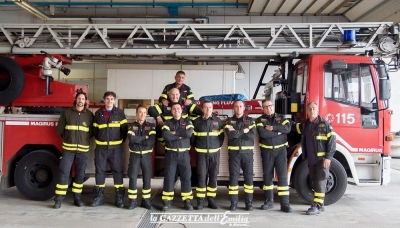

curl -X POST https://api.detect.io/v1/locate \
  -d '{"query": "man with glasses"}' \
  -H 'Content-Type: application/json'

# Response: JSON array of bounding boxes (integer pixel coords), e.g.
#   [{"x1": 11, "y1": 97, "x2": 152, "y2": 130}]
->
[{"x1": 256, "y1": 99, "x2": 292, "y2": 213}]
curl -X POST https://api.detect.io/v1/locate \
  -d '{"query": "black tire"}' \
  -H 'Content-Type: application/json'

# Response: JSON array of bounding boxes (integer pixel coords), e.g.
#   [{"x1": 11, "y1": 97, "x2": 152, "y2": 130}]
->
[
  {"x1": 14, "y1": 150, "x2": 59, "y2": 201},
  {"x1": 0, "y1": 56, "x2": 25, "y2": 104},
  {"x1": 293, "y1": 158, "x2": 347, "y2": 205}
]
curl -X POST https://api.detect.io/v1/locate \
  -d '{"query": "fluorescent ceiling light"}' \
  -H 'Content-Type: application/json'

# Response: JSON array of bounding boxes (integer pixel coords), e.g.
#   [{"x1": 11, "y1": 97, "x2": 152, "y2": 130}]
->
[{"x1": 11, "y1": 0, "x2": 49, "y2": 20}]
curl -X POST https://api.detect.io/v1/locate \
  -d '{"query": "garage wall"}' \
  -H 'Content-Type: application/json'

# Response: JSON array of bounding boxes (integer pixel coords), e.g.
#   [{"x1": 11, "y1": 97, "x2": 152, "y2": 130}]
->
[{"x1": 106, "y1": 64, "x2": 237, "y2": 102}]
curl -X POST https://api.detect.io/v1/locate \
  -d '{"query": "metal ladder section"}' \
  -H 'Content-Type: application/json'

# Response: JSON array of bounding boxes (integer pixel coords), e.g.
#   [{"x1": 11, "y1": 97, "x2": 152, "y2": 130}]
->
[{"x1": 0, "y1": 22, "x2": 398, "y2": 61}]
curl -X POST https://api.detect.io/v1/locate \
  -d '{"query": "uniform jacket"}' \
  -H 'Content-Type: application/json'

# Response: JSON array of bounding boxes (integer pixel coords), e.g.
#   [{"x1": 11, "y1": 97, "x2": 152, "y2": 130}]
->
[
  {"x1": 293, "y1": 116, "x2": 336, "y2": 161},
  {"x1": 159, "y1": 83, "x2": 195, "y2": 104},
  {"x1": 256, "y1": 113, "x2": 290, "y2": 149},
  {"x1": 57, "y1": 106, "x2": 94, "y2": 152},
  {"x1": 93, "y1": 106, "x2": 128, "y2": 149},
  {"x1": 224, "y1": 115, "x2": 256, "y2": 153},
  {"x1": 162, "y1": 117, "x2": 193, "y2": 152},
  {"x1": 191, "y1": 116, "x2": 224, "y2": 153},
  {"x1": 148, "y1": 102, "x2": 203, "y2": 121},
  {"x1": 128, "y1": 120, "x2": 156, "y2": 154}
]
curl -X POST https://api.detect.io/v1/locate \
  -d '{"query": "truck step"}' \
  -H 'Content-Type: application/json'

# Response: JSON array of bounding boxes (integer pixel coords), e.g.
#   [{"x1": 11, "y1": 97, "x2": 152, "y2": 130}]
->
[
  {"x1": 359, "y1": 179, "x2": 380, "y2": 183},
  {"x1": 354, "y1": 162, "x2": 379, "y2": 166}
]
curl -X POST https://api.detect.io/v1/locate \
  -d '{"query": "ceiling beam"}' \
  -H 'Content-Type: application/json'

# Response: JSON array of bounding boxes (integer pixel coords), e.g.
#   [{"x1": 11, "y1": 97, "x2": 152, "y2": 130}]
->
[
  {"x1": 301, "y1": 0, "x2": 318, "y2": 16},
  {"x1": 288, "y1": 0, "x2": 303, "y2": 16},
  {"x1": 329, "y1": 0, "x2": 350, "y2": 16},
  {"x1": 274, "y1": 0, "x2": 287, "y2": 16},
  {"x1": 261, "y1": 0, "x2": 271, "y2": 16},
  {"x1": 315, "y1": 0, "x2": 334, "y2": 16}
]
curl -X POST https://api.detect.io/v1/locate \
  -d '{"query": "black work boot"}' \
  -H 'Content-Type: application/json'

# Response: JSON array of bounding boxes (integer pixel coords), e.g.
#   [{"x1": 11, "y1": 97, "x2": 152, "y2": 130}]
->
[
  {"x1": 53, "y1": 195, "x2": 64, "y2": 209},
  {"x1": 280, "y1": 196, "x2": 293, "y2": 213},
  {"x1": 261, "y1": 199, "x2": 274, "y2": 210},
  {"x1": 184, "y1": 199, "x2": 194, "y2": 211},
  {"x1": 306, "y1": 203, "x2": 321, "y2": 215},
  {"x1": 90, "y1": 187, "x2": 104, "y2": 207},
  {"x1": 229, "y1": 201, "x2": 237, "y2": 211},
  {"x1": 73, "y1": 193, "x2": 84, "y2": 207},
  {"x1": 162, "y1": 200, "x2": 171, "y2": 211},
  {"x1": 115, "y1": 187, "x2": 125, "y2": 208},
  {"x1": 127, "y1": 199, "x2": 137, "y2": 210},
  {"x1": 207, "y1": 197, "x2": 219, "y2": 209},
  {"x1": 245, "y1": 200, "x2": 253, "y2": 211},
  {"x1": 141, "y1": 199, "x2": 153, "y2": 210},
  {"x1": 197, "y1": 198, "x2": 204, "y2": 210}
]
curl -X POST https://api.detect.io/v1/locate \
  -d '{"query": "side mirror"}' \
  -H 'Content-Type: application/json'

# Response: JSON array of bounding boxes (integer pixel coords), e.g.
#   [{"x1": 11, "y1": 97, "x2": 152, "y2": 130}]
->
[{"x1": 379, "y1": 79, "x2": 391, "y2": 100}]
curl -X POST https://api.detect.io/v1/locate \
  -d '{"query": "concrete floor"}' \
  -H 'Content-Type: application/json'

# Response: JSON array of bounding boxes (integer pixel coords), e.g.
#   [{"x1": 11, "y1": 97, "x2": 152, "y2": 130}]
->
[{"x1": 1, "y1": 159, "x2": 400, "y2": 228}]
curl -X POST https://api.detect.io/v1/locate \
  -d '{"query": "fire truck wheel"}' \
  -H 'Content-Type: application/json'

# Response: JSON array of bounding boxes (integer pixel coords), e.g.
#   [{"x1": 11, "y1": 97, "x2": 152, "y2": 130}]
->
[
  {"x1": 293, "y1": 158, "x2": 347, "y2": 206},
  {"x1": 14, "y1": 150, "x2": 59, "y2": 201},
  {"x1": 0, "y1": 56, "x2": 26, "y2": 104}
]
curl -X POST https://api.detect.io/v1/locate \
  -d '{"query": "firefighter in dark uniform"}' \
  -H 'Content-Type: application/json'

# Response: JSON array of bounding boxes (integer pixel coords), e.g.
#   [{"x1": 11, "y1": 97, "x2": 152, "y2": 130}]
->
[
  {"x1": 161, "y1": 102, "x2": 194, "y2": 211},
  {"x1": 149, "y1": 88, "x2": 202, "y2": 144},
  {"x1": 256, "y1": 99, "x2": 292, "y2": 213},
  {"x1": 159, "y1": 70, "x2": 195, "y2": 106},
  {"x1": 225, "y1": 100, "x2": 256, "y2": 211},
  {"x1": 91, "y1": 91, "x2": 128, "y2": 208},
  {"x1": 192, "y1": 101, "x2": 224, "y2": 210},
  {"x1": 126, "y1": 105, "x2": 156, "y2": 210},
  {"x1": 53, "y1": 91, "x2": 94, "y2": 209},
  {"x1": 293, "y1": 102, "x2": 336, "y2": 215}
]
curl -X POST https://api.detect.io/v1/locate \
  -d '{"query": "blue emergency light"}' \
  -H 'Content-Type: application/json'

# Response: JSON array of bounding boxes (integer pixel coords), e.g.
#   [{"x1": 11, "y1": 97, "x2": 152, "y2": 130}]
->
[{"x1": 343, "y1": 30, "x2": 356, "y2": 45}]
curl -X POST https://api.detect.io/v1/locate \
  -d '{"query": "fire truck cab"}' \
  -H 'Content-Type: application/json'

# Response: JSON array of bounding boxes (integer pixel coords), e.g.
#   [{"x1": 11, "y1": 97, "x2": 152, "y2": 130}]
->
[{"x1": 264, "y1": 54, "x2": 392, "y2": 204}]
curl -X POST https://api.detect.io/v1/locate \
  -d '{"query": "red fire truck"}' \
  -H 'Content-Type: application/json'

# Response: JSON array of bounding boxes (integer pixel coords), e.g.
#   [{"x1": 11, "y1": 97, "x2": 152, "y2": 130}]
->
[{"x1": 0, "y1": 28, "x2": 398, "y2": 205}]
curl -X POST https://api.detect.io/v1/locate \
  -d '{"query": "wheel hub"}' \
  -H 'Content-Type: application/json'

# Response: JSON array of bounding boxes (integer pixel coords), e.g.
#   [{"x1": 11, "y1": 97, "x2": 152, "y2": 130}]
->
[{"x1": 35, "y1": 169, "x2": 49, "y2": 183}]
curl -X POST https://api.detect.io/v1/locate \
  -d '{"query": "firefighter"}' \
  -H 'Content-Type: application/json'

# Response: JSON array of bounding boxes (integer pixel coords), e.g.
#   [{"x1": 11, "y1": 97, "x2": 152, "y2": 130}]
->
[
  {"x1": 256, "y1": 99, "x2": 292, "y2": 213},
  {"x1": 126, "y1": 105, "x2": 156, "y2": 210},
  {"x1": 149, "y1": 88, "x2": 202, "y2": 144},
  {"x1": 53, "y1": 91, "x2": 94, "y2": 209},
  {"x1": 161, "y1": 102, "x2": 194, "y2": 211},
  {"x1": 225, "y1": 100, "x2": 256, "y2": 211},
  {"x1": 293, "y1": 102, "x2": 336, "y2": 215},
  {"x1": 191, "y1": 101, "x2": 224, "y2": 210},
  {"x1": 91, "y1": 91, "x2": 128, "y2": 208},
  {"x1": 159, "y1": 71, "x2": 195, "y2": 106}
]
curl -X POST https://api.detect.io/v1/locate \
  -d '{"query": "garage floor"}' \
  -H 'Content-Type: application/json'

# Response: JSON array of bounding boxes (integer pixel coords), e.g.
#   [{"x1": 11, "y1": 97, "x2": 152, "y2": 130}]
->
[{"x1": 1, "y1": 159, "x2": 400, "y2": 228}]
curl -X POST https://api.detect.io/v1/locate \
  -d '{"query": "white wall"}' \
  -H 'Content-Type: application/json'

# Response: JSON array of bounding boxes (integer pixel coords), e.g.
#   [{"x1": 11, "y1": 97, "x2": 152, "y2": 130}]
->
[{"x1": 106, "y1": 64, "x2": 236, "y2": 101}]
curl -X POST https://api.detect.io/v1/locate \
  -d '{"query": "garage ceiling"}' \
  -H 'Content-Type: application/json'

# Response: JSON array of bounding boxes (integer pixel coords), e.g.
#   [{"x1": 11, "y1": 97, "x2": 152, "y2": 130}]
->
[{"x1": 1, "y1": 0, "x2": 400, "y2": 23}]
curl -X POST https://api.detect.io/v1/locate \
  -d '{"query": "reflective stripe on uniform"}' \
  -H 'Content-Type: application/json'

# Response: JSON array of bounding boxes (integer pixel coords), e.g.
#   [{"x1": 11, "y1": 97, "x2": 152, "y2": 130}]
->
[
  {"x1": 296, "y1": 123, "x2": 301, "y2": 134},
  {"x1": 195, "y1": 147, "x2": 220, "y2": 153},
  {"x1": 65, "y1": 125, "x2": 89, "y2": 132},
  {"x1": 193, "y1": 131, "x2": 219, "y2": 136},
  {"x1": 129, "y1": 149, "x2": 152, "y2": 154},
  {"x1": 95, "y1": 139, "x2": 123, "y2": 145},
  {"x1": 259, "y1": 142, "x2": 288, "y2": 149},
  {"x1": 228, "y1": 146, "x2": 254, "y2": 150},
  {"x1": 248, "y1": 124, "x2": 256, "y2": 130},
  {"x1": 315, "y1": 192, "x2": 325, "y2": 197},
  {"x1": 282, "y1": 120, "x2": 289, "y2": 125},
  {"x1": 262, "y1": 185, "x2": 273, "y2": 190},
  {"x1": 165, "y1": 147, "x2": 190, "y2": 152},
  {"x1": 228, "y1": 185, "x2": 239, "y2": 194},
  {"x1": 317, "y1": 152, "x2": 326, "y2": 157},
  {"x1": 155, "y1": 104, "x2": 162, "y2": 114},
  {"x1": 244, "y1": 184, "x2": 254, "y2": 194},
  {"x1": 314, "y1": 198, "x2": 324, "y2": 203},
  {"x1": 189, "y1": 104, "x2": 195, "y2": 113}
]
